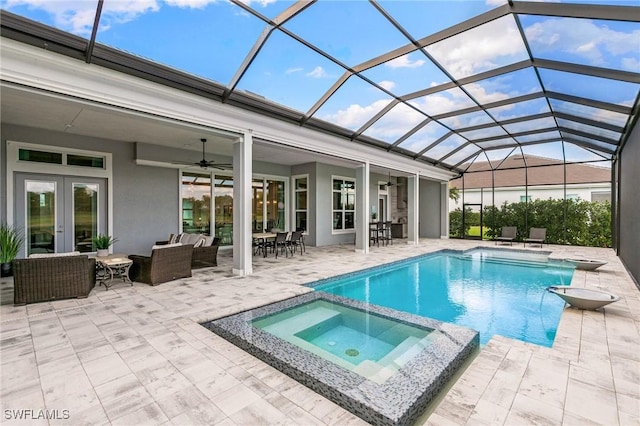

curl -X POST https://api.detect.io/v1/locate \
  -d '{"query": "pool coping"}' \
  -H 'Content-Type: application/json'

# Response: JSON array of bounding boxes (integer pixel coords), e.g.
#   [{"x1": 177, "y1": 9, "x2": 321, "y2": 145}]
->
[{"x1": 201, "y1": 292, "x2": 479, "y2": 426}]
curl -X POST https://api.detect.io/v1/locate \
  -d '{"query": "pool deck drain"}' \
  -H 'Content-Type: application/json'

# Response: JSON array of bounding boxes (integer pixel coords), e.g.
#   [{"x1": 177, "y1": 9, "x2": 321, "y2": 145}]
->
[{"x1": 202, "y1": 292, "x2": 479, "y2": 426}]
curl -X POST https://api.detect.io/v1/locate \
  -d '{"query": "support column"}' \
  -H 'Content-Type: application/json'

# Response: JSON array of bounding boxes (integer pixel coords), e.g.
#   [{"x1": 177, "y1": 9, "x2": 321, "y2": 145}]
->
[
  {"x1": 441, "y1": 182, "x2": 450, "y2": 239},
  {"x1": 407, "y1": 174, "x2": 419, "y2": 245},
  {"x1": 232, "y1": 131, "x2": 253, "y2": 276},
  {"x1": 355, "y1": 162, "x2": 370, "y2": 254}
]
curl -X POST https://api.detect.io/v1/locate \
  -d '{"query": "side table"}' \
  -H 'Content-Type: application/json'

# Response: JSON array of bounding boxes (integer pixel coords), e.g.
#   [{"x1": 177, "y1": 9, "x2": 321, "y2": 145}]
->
[{"x1": 96, "y1": 254, "x2": 133, "y2": 290}]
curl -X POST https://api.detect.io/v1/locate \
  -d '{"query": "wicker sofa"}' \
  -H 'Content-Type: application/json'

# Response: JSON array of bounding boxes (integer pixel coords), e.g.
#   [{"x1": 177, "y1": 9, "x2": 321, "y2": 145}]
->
[
  {"x1": 13, "y1": 254, "x2": 96, "y2": 305},
  {"x1": 129, "y1": 243, "x2": 193, "y2": 286},
  {"x1": 158, "y1": 234, "x2": 220, "y2": 269}
]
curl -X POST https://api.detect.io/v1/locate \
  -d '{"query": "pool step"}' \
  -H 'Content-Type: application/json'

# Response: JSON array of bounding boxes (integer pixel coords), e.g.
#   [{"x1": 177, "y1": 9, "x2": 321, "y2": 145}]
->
[
  {"x1": 261, "y1": 306, "x2": 341, "y2": 337},
  {"x1": 352, "y1": 334, "x2": 434, "y2": 383}
]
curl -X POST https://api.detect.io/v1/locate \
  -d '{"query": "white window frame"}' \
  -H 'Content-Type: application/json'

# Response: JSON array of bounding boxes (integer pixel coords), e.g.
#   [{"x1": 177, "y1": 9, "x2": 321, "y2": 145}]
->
[
  {"x1": 180, "y1": 170, "x2": 213, "y2": 235},
  {"x1": 292, "y1": 174, "x2": 308, "y2": 232},
  {"x1": 331, "y1": 175, "x2": 356, "y2": 235}
]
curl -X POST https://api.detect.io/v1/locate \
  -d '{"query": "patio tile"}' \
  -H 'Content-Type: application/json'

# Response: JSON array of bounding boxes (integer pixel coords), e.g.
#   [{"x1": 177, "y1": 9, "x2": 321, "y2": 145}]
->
[
  {"x1": 194, "y1": 371, "x2": 242, "y2": 400},
  {"x1": 263, "y1": 391, "x2": 326, "y2": 425},
  {"x1": 210, "y1": 382, "x2": 262, "y2": 417},
  {"x1": 82, "y1": 352, "x2": 133, "y2": 387},
  {"x1": 565, "y1": 377, "x2": 619, "y2": 425},
  {"x1": 110, "y1": 402, "x2": 169, "y2": 426},
  {"x1": 505, "y1": 393, "x2": 563, "y2": 425},
  {"x1": 569, "y1": 362, "x2": 615, "y2": 392},
  {"x1": 229, "y1": 397, "x2": 289, "y2": 425},
  {"x1": 465, "y1": 399, "x2": 509, "y2": 425},
  {"x1": 517, "y1": 354, "x2": 569, "y2": 410}
]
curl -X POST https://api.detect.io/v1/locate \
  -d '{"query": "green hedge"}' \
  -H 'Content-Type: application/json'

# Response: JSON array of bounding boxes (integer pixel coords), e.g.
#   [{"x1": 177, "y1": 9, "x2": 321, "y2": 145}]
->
[{"x1": 450, "y1": 199, "x2": 611, "y2": 247}]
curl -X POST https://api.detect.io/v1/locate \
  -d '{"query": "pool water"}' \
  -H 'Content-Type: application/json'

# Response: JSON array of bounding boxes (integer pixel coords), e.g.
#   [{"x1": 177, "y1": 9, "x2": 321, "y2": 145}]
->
[
  {"x1": 253, "y1": 300, "x2": 434, "y2": 383},
  {"x1": 314, "y1": 249, "x2": 574, "y2": 347}
]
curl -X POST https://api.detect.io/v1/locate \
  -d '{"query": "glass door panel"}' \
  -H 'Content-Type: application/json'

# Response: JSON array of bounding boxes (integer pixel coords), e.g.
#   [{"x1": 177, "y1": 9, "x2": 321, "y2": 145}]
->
[
  {"x1": 25, "y1": 180, "x2": 58, "y2": 255},
  {"x1": 73, "y1": 183, "x2": 98, "y2": 253},
  {"x1": 252, "y1": 179, "x2": 264, "y2": 232},
  {"x1": 266, "y1": 179, "x2": 285, "y2": 231},
  {"x1": 215, "y1": 175, "x2": 234, "y2": 245}
]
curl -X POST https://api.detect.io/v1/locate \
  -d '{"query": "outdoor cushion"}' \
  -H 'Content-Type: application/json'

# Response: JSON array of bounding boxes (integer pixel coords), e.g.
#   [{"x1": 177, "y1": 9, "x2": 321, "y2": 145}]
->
[
  {"x1": 151, "y1": 242, "x2": 182, "y2": 250},
  {"x1": 29, "y1": 251, "x2": 81, "y2": 258}
]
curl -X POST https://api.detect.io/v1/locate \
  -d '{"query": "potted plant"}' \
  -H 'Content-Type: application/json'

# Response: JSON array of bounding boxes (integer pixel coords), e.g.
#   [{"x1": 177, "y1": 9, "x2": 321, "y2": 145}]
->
[
  {"x1": 92, "y1": 234, "x2": 118, "y2": 257},
  {"x1": 0, "y1": 222, "x2": 24, "y2": 277}
]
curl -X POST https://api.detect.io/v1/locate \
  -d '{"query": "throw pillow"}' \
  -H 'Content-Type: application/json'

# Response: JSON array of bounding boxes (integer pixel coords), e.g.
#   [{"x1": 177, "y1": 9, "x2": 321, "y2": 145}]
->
[
  {"x1": 193, "y1": 237, "x2": 206, "y2": 248},
  {"x1": 202, "y1": 235, "x2": 215, "y2": 247}
]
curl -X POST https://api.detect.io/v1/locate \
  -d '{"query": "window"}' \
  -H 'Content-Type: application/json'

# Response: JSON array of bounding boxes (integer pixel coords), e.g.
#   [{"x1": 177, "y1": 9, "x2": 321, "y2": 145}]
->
[
  {"x1": 252, "y1": 177, "x2": 287, "y2": 232},
  {"x1": 520, "y1": 195, "x2": 531, "y2": 202},
  {"x1": 332, "y1": 177, "x2": 355, "y2": 232},
  {"x1": 18, "y1": 148, "x2": 105, "y2": 168},
  {"x1": 182, "y1": 172, "x2": 211, "y2": 234},
  {"x1": 566, "y1": 194, "x2": 579, "y2": 200},
  {"x1": 591, "y1": 191, "x2": 611, "y2": 203},
  {"x1": 294, "y1": 175, "x2": 308, "y2": 231}
]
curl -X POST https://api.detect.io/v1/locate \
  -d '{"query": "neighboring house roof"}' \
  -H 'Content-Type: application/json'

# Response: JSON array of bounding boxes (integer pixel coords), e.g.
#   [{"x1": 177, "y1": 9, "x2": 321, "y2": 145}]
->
[{"x1": 451, "y1": 155, "x2": 611, "y2": 189}]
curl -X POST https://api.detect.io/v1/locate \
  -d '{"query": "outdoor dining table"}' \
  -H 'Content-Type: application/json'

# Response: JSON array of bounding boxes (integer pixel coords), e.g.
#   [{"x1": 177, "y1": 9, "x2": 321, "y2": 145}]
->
[{"x1": 252, "y1": 232, "x2": 277, "y2": 257}]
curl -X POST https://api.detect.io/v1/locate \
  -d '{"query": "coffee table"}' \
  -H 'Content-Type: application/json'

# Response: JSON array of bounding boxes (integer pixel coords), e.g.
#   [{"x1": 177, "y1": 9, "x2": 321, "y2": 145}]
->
[{"x1": 96, "y1": 254, "x2": 133, "y2": 290}]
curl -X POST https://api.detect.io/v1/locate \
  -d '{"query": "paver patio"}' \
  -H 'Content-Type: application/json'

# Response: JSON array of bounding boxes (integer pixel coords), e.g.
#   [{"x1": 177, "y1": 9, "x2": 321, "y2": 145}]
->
[{"x1": 1, "y1": 239, "x2": 638, "y2": 425}]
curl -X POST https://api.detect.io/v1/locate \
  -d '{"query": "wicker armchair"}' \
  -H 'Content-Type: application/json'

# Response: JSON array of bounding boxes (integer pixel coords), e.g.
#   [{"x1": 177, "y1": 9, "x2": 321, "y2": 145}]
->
[
  {"x1": 13, "y1": 255, "x2": 96, "y2": 305},
  {"x1": 129, "y1": 244, "x2": 193, "y2": 286},
  {"x1": 192, "y1": 237, "x2": 220, "y2": 269},
  {"x1": 155, "y1": 236, "x2": 220, "y2": 269}
]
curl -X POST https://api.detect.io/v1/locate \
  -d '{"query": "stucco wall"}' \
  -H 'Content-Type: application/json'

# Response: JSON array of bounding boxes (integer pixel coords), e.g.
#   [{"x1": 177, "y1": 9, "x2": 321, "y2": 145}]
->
[
  {"x1": 619, "y1": 122, "x2": 640, "y2": 286},
  {"x1": 419, "y1": 178, "x2": 442, "y2": 238},
  {"x1": 314, "y1": 163, "x2": 357, "y2": 247}
]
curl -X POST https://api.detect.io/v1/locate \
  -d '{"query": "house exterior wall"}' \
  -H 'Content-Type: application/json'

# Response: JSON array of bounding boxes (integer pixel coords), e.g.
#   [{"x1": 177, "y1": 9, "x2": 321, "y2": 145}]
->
[
  {"x1": 619, "y1": 122, "x2": 640, "y2": 286},
  {"x1": 449, "y1": 183, "x2": 611, "y2": 211},
  {"x1": 314, "y1": 163, "x2": 357, "y2": 247},
  {"x1": 419, "y1": 178, "x2": 442, "y2": 238}
]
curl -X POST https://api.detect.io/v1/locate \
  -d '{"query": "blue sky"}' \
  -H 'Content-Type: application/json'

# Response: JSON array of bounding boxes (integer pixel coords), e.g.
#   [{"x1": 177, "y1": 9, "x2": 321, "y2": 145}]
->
[{"x1": 2, "y1": 0, "x2": 638, "y2": 166}]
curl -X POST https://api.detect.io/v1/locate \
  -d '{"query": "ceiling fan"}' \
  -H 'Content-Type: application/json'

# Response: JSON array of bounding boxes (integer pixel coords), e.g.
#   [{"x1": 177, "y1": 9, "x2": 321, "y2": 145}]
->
[
  {"x1": 383, "y1": 171, "x2": 395, "y2": 188},
  {"x1": 383, "y1": 172, "x2": 406, "y2": 188},
  {"x1": 176, "y1": 138, "x2": 231, "y2": 170}
]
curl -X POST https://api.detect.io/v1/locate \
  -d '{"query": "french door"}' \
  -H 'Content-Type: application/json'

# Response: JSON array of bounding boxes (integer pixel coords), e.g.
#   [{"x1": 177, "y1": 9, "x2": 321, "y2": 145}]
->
[{"x1": 15, "y1": 173, "x2": 107, "y2": 256}]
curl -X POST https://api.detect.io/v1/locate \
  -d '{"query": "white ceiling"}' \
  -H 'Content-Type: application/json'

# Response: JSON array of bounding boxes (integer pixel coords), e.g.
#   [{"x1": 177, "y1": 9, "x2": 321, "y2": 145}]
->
[{"x1": 1, "y1": 85, "x2": 366, "y2": 170}]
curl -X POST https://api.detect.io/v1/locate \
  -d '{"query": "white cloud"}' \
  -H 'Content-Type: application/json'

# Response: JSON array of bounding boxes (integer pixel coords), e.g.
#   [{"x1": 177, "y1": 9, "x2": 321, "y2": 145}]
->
[
  {"x1": 485, "y1": 0, "x2": 507, "y2": 5},
  {"x1": 426, "y1": 16, "x2": 527, "y2": 78},
  {"x1": 164, "y1": 0, "x2": 217, "y2": 8},
  {"x1": 285, "y1": 67, "x2": 303, "y2": 74},
  {"x1": 621, "y1": 57, "x2": 640, "y2": 73},
  {"x1": 525, "y1": 18, "x2": 640, "y2": 69},
  {"x1": 385, "y1": 55, "x2": 425, "y2": 69},
  {"x1": 378, "y1": 80, "x2": 396, "y2": 91},
  {"x1": 4, "y1": 0, "x2": 159, "y2": 35},
  {"x1": 236, "y1": 0, "x2": 277, "y2": 6},
  {"x1": 306, "y1": 66, "x2": 328, "y2": 78},
  {"x1": 320, "y1": 99, "x2": 390, "y2": 129}
]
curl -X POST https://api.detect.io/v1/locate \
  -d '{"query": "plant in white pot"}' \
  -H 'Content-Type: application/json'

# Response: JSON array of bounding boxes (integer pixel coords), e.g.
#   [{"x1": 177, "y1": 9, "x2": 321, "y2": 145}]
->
[
  {"x1": 0, "y1": 222, "x2": 24, "y2": 277},
  {"x1": 92, "y1": 234, "x2": 118, "y2": 257}
]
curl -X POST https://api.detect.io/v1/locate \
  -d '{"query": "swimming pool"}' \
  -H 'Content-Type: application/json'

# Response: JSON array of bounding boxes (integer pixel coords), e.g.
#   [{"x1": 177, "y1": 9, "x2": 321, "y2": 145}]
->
[{"x1": 313, "y1": 248, "x2": 574, "y2": 347}]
